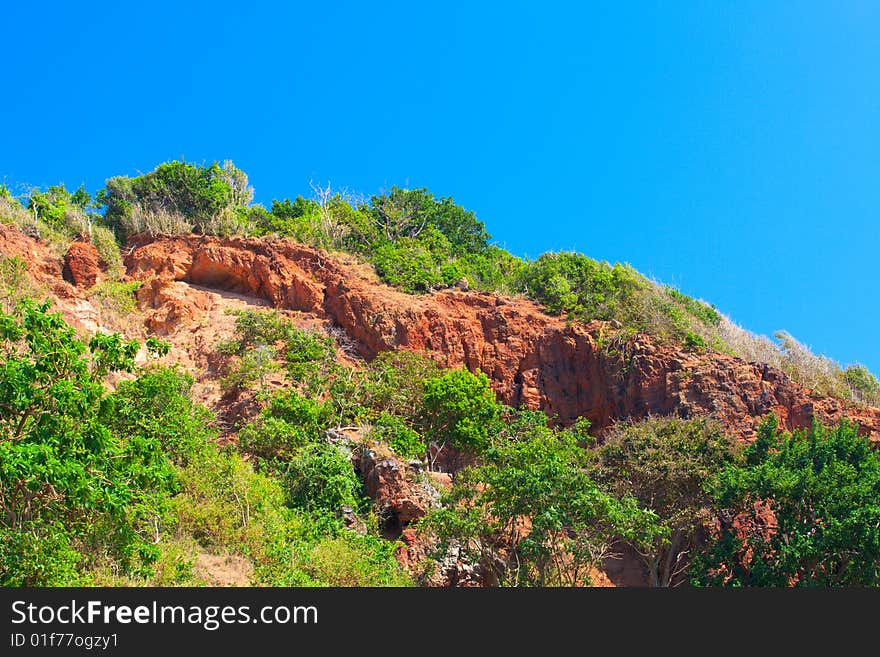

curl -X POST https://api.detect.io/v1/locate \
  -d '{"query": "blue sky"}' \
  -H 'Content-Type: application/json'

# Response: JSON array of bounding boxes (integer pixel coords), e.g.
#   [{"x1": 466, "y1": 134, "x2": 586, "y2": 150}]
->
[{"x1": 2, "y1": 2, "x2": 878, "y2": 372}]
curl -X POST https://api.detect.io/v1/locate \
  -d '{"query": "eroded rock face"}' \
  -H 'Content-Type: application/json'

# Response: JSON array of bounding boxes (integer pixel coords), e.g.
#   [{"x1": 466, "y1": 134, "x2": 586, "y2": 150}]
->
[
  {"x1": 354, "y1": 446, "x2": 439, "y2": 531},
  {"x1": 63, "y1": 241, "x2": 103, "y2": 289},
  {"x1": 0, "y1": 224, "x2": 77, "y2": 299},
  {"x1": 136, "y1": 278, "x2": 214, "y2": 335},
  {"x1": 124, "y1": 234, "x2": 880, "y2": 442}
]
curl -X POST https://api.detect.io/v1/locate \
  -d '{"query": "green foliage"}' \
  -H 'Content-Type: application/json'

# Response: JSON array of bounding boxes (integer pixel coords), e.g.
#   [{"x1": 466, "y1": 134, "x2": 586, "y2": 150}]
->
[
  {"x1": 100, "y1": 160, "x2": 251, "y2": 240},
  {"x1": 423, "y1": 426, "x2": 662, "y2": 586},
  {"x1": 421, "y1": 368, "x2": 503, "y2": 452},
  {"x1": 284, "y1": 327, "x2": 339, "y2": 393},
  {"x1": 519, "y1": 252, "x2": 642, "y2": 319},
  {"x1": 221, "y1": 344, "x2": 280, "y2": 392},
  {"x1": 684, "y1": 330, "x2": 706, "y2": 350},
  {"x1": 0, "y1": 256, "x2": 42, "y2": 311},
  {"x1": 90, "y1": 224, "x2": 122, "y2": 275},
  {"x1": 368, "y1": 187, "x2": 490, "y2": 254},
  {"x1": 27, "y1": 184, "x2": 92, "y2": 235},
  {"x1": 693, "y1": 415, "x2": 880, "y2": 587},
  {"x1": 303, "y1": 533, "x2": 412, "y2": 586},
  {"x1": 594, "y1": 417, "x2": 738, "y2": 586},
  {"x1": 102, "y1": 367, "x2": 215, "y2": 467},
  {"x1": 843, "y1": 364, "x2": 880, "y2": 404},
  {"x1": 0, "y1": 301, "x2": 411, "y2": 587},
  {"x1": 359, "y1": 351, "x2": 439, "y2": 421},
  {"x1": 370, "y1": 411, "x2": 426, "y2": 460},
  {"x1": 89, "y1": 280, "x2": 142, "y2": 315},
  {"x1": 238, "y1": 387, "x2": 360, "y2": 514},
  {"x1": 217, "y1": 310, "x2": 343, "y2": 398},
  {"x1": 665, "y1": 287, "x2": 721, "y2": 327},
  {"x1": 218, "y1": 309, "x2": 295, "y2": 355},
  {"x1": 285, "y1": 443, "x2": 363, "y2": 513},
  {"x1": 0, "y1": 301, "x2": 174, "y2": 585},
  {"x1": 372, "y1": 229, "x2": 449, "y2": 292},
  {"x1": 238, "y1": 392, "x2": 328, "y2": 463}
]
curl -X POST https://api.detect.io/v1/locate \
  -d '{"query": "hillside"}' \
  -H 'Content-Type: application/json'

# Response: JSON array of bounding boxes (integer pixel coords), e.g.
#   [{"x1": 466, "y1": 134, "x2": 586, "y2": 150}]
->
[{"x1": 4, "y1": 163, "x2": 880, "y2": 587}]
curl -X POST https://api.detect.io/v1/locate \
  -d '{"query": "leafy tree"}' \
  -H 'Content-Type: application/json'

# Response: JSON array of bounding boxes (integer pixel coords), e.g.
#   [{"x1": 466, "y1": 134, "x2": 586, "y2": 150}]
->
[
  {"x1": 421, "y1": 368, "x2": 503, "y2": 457},
  {"x1": 0, "y1": 301, "x2": 174, "y2": 584},
  {"x1": 843, "y1": 364, "x2": 880, "y2": 404},
  {"x1": 594, "y1": 417, "x2": 738, "y2": 586},
  {"x1": 422, "y1": 426, "x2": 662, "y2": 586},
  {"x1": 102, "y1": 367, "x2": 215, "y2": 467},
  {"x1": 26, "y1": 183, "x2": 94, "y2": 238},
  {"x1": 100, "y1": 160, "x2": 247, "y2": 240},
  {"x1": 692, "y1": 415, "x2": 880, "y2": 586},
  {"x1": 359, "y1": 351, "x2": 439, "y2": 421},
  {"x1": 369, "y1": 411, "x2": 426, "y2": 461},
  {"x1": 285, "y1": 443, "x2": 362, "y2": 513}
]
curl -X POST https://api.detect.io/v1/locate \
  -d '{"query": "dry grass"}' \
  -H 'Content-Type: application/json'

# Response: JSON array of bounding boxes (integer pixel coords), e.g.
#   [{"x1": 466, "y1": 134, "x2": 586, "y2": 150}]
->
[
  {"x1": 127, "y1": 204, "x2": 193, "y2": 237},
  {"x1": 718, "y1": 315, "x2": 857, "y2": 401}
]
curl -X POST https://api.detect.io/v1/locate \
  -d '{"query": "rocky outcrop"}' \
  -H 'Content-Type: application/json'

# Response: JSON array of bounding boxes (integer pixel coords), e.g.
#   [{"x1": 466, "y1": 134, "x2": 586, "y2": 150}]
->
[
  {"x1": 124, "y1": 234, "x2": 880, "y2": 442},
  {"x1": 63, "y1": 241, "x2": 103, "y2": 289},
  {"x1": 353, "y1": 445, "x2": 440, "y2": 533},
  {"x1": 136, "y1": 278, "x2": 214, "y2": 335},
  {"x1": 0, "y1": 224, "x2": 77, "y2": 299}
]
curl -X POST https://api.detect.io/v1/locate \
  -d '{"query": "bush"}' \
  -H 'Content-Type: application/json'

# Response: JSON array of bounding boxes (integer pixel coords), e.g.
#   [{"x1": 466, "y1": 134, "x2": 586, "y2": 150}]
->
[
  {"x1": 102, "y1": 367, "x2": 216, "y2": 467},
  {"x1": 304, "y1": 534, "x2": 411, "y2": 586},
  {"x1": 421, "y1": 368, "x2": 503, "y2": 453},
  {"x1": 422, "y1": 428, "x2": 662, "y2": 586},
  {"x1": 99, "y1": 160, "x2": 251, "y2": 241},
  {"x1": 238, "y1": 415, "x2": 318, "y2": 462},
  {"x1": 90, "y1": 224, "x2": 122, "y2": 275},
  {"x1": 843, "y1": 364, "x2": 880, "y2": 405},
  {"x1": 359, "y1": 351, "x2": 439, "y2": 420},
  {"x1": 370, "y1": 412, "x2": 426, "y2": 460},
  {"x1": 594, "y1": 417, "x2": 738, "y2": 586},
  {"x1": 89, "y1": 280, "x2": 142, "y2": 315},
  {"x1": 285, "y1": 443, "x2": 362, "y2": 513},
  {"x1": 0, "y1": 255, "x2": 43, "y2": 311},
  {"x1": 693, "y1": 415, "x2": 880, "y2": 587},
  {"x1": 0, "y1": 301, "x2": 175, "y2": 584}
]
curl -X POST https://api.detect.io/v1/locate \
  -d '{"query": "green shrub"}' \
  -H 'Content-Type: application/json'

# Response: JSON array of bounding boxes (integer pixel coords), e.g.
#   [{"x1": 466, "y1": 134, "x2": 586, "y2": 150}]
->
[
  {"x1": 220, "y1": 309, "x2": 294, "y2": 354},
  {"x1": 0, "y1": 301, "x2": 175, "y2": 584},
  {"x1": 421, "y1": 368, "x2": 503, "y2": 452},
  {"x1": 422, "y1": 428, "x2": 662, "y2": 586},
  {"x1": 684, "y1": 330, "x2": 706, "y2": 350},
  {"x1": 220, "y1": 344, "x2": 280, "y2": 392},
  {"x1": 89, "y1": 280, "x2": 142, "y2": 315},
  {"x1": 304, "y1": 533, "x2": 411, "y2": 586},
  {"x1": 0, "y1": 255, "x2": 43, "y2": 311},
  {"x1": 99, "y1": 160, "x2": 251, "y2": 241},
  {"x1": 665, "y1": 286, "x2": 721, "y2": 327},
  {"x1": 843, "y1": 364, "x2": 880, "y2": 404},
  {"x1": 693, "y1": 415, "x2": 880, "y2": 587},
  {"x1": 360, "y1": 351, "x2": 439, "y2": 420},
  {"x1": 90, "y1": 224, "x2": 122, "y2": 275},
  {"x1": 103, "y1": 367, "x2": 216, "y2": 467},
  {"x1": 370, "y1": 412, "x2": 426, "y2": 460},
  {"x1": 594, "y1": 417, "x2": 738, "y2": 586},
  {"x1": 238, "y1": 416, "x2": 317, "y2": 462},
  {"x1": 285, "y1": 443, "x2": 362, "y2": 513}
]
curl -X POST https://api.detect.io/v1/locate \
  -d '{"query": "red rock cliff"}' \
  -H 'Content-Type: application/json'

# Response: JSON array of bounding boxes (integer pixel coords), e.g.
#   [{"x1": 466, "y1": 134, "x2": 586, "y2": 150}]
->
[{"x1": 122, "y1": 234, "x2": 880, "y2": 442}]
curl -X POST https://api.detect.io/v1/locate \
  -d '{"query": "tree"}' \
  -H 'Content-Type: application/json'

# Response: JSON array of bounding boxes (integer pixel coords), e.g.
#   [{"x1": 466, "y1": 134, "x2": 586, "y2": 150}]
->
[
  {"x1": 692, "y1": 414, "x2": 880, "y2": 586},
  {"x1": 0, "y1": 301, "x2": 174, "y2": 584},
  {"x1": 368, "y1": 187, "x2": 490, "y2": 254},
  {"x1": 100, "y1": 160, "x2": 248, "y2": 239},
  {"x1": 26, "y1": 183, "x2": 94, "y2": 238},
  {"x1": 422, "y1": 422, "x2": 662, "y2": 586},
  {"x1": 420, "y1": 368, "x2": 503, "y2": 466},
  {"x1": 594, "y1": 417, "x2": 738, "y2": 586}
]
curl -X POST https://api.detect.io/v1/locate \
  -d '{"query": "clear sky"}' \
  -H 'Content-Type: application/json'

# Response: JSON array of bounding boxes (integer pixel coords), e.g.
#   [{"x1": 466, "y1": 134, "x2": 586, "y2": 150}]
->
[{"x1": 2, "y1": 2, "x2": 878, "y2": 372}]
